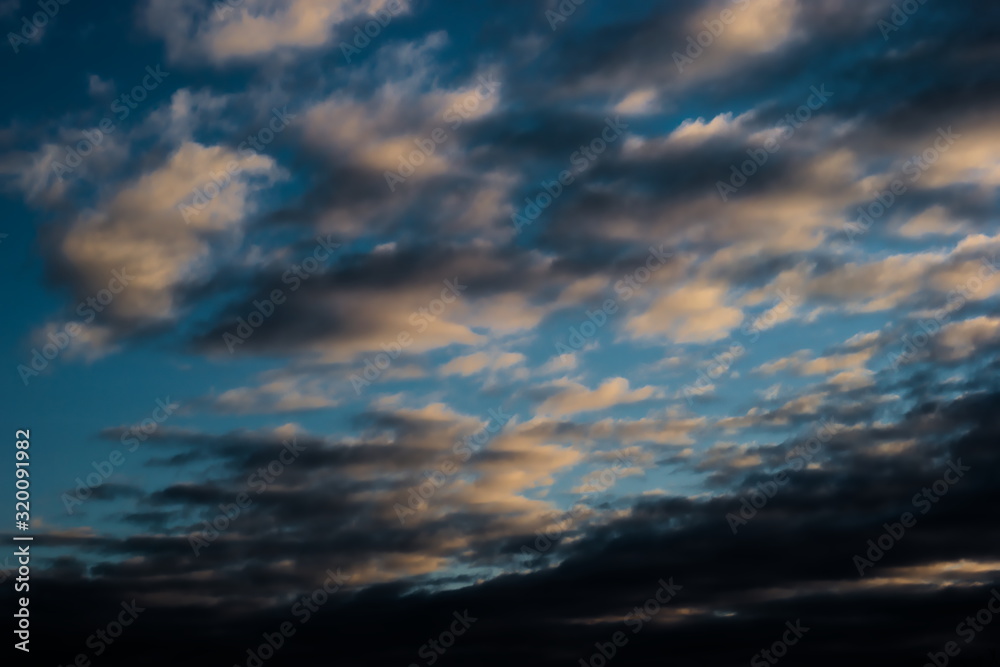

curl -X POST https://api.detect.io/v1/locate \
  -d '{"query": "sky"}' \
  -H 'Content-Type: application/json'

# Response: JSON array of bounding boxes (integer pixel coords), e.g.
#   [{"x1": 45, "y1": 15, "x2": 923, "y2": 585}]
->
[{"x1": 1, "y1": 0, "x2": 999, "y2": 665}]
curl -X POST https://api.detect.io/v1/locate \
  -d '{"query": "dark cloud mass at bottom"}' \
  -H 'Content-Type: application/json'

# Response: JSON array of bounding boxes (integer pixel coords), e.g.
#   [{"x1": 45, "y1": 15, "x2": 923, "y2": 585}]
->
[{"x1": 6, "y1": 385, "x2": 1000, "y2": 665}]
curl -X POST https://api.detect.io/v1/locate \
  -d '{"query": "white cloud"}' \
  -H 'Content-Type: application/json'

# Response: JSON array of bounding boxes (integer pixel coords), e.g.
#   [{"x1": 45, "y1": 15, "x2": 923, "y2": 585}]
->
[{"x1": 144, "y1": 0, "x2": 411, "y2": 65}]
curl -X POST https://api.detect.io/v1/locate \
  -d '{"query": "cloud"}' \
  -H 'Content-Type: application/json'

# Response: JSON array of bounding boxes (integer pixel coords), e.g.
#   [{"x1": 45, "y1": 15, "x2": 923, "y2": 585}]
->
[
  {"x1": 626, "y1": 280, "x2": 744, "y2": 343},
  {"x1": 56, "y1": 142, "x2": 282, "y2": 335},
  {"x1": 9, "y1": 1, "x2": 1000, "y2": 664},
  {"x1": 754, "y1": 348, "x2": 875, "y2": 377},
  {"x1": 936, "y1": 316, "x2": 1000, "y2": 361},
  {"x1": 895, "y1": 205, "x2": 968, "y2": 238},
  {"x1": 27, "y1": 385, "x2": 1000, "y2": 665},
  {"x1": 612, "y1": 88, "x2": 660, "y2": 115},
  {"x1": 203, "y1": 379, "x2": 339, "y2": 414},
  {"x1": 439, "y1": 351, "x2": 525, "y2": 376},
  {"x1": 144, "y1": 0, "x2": 411, "y2": 64},
  {"x1": 537, "y1": 377, "x2": 659, "y2": 417}
]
